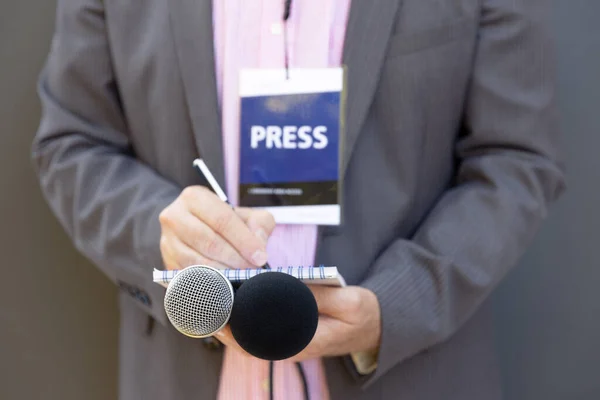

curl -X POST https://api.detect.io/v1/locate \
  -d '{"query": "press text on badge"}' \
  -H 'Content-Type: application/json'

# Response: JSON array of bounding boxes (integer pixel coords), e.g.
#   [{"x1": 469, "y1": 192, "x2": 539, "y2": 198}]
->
[{"x1": 250, "y1": 125, "x2": 328, "y2": 149}]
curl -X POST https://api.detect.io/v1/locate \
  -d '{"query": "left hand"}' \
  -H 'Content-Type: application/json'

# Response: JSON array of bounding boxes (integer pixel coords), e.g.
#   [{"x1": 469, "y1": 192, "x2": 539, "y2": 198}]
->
[
  {"x1": 214, "y1": 285, "x2": 382, "y2": 361},
  {"x1": 288, "y1": 285, "x2": 381, "y2": 362}
]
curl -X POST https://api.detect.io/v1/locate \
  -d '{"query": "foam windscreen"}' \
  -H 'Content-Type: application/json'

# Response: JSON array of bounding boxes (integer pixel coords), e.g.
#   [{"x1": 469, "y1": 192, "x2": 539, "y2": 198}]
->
[{"x1": 229, "y1": 271, "x2": 318, "y2": 360}]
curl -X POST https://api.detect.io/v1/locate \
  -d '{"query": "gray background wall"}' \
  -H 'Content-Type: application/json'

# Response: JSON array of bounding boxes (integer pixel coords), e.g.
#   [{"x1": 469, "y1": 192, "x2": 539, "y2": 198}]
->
[
  {"x1": 492, "y1": 1, "x2": 600, "y2": 399},
  {"x1": 0, "y1": 1, "x2": 117, "y2": 400},
  {"x1": 0, "y1": 1, "x2": 597, "y2": 400}
]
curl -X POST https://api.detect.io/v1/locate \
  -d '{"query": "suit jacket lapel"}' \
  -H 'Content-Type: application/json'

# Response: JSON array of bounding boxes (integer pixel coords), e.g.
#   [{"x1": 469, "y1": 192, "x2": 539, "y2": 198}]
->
[
  {"x1": 169, "y1": 0, "x2": 225, "y2": 186},
  {"x1": 341, "y1": 0, "x2": 402, "y2": 177}
]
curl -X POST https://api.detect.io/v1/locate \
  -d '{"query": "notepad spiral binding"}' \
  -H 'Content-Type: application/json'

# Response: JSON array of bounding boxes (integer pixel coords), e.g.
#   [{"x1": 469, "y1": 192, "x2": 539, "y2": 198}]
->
[
  {"x1": 153, "y1": 265, "x2": 336, "y2": 286},
  {"x1": 224, "y1": 265, "x2": 328, "y2": 282}
]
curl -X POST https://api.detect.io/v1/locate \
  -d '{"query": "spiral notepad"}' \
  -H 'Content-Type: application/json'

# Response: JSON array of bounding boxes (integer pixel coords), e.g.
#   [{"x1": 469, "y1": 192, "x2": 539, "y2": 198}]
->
[{"x1": 153, "y1": 266, "x2": 345, "y2": 288}]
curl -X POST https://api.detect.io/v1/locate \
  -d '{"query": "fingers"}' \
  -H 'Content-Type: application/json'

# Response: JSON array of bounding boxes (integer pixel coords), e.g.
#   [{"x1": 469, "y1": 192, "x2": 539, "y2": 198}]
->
[
  {"x1": 235, "y1": 208, "x2": 276, "y2": 244},
  {"x1": 164, "y1": 205, "x2": 254, "y2": 269},
  {"x1": 159, "y1": 186, "x2": 276, "y2": 270},
  {"x1": 159, "y1": 234, "x2": 230, "y2": 271},
  {"x1": 307, "y1": 285, "x2": 349, "y2": 317},
  {"x1": 306, "y1": 286, "x2": 382, "y2": 354},
  {"x1": 287, "y1": 288, "x2": 352, "y2": 363},
  {"x1": 287, "y1": 315, "x2": 346, "y2": 362},
  {"x1": 182, "y1": 187, "x2": 269, "y2": 267}
]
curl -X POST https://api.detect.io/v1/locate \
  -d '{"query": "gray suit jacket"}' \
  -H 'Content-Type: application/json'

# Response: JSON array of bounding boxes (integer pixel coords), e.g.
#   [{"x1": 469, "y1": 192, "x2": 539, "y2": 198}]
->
[{"x1": 32, "y1": 0, "x2": 565, "y2": 398}]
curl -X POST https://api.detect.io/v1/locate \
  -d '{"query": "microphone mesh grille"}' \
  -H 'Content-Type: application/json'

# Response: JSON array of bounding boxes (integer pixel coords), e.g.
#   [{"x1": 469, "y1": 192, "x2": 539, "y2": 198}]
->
[{"x1": 164, "y1": 266, "x2": 234, "y2": 338}]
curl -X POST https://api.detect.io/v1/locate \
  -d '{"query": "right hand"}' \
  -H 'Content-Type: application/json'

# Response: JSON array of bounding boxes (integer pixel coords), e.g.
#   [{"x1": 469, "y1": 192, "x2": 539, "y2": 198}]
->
[{"x1": 158, "y1": 186, "x2": 276, "y2": 270}]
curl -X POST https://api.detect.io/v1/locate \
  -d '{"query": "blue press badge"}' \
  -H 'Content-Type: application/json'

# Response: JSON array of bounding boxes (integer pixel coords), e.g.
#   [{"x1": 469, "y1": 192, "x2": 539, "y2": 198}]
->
[{"x1": 238, "y1": 68, "x2": 345, "y2": 225}]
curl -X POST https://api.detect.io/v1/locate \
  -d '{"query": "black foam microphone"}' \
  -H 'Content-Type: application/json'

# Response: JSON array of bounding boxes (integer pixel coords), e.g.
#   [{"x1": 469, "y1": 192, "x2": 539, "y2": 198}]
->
[{"x1": 230, "y1": 271, "x2": 319, "y2": 361}]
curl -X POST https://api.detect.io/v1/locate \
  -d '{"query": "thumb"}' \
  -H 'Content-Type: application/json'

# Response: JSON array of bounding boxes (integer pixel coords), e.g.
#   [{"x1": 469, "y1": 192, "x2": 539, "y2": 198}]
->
[
  {"x1": 308, "y1": 285, "x2": 359, "y2": 318},
  {"x1": 235, "y1": 208, "x2": 276, "y2": 245}
]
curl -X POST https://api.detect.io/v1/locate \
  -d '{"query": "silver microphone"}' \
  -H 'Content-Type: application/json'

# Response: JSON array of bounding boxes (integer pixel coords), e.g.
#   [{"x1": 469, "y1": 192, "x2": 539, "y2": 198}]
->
[{"x1": 163, "y1": 265, "x2": 234, "y2": 338}]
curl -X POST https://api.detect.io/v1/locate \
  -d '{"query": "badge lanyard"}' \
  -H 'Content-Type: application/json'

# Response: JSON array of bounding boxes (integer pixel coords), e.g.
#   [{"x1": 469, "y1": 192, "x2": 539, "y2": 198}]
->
[{"x1": 283, "y1": 0, "x2": 292, "y2": 79}]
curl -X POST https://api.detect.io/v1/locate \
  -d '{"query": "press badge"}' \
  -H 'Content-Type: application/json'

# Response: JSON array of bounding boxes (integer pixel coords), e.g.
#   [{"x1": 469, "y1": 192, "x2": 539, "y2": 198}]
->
[{"x1": 238, "y1": 68, "x2": 345, "y2": 225}]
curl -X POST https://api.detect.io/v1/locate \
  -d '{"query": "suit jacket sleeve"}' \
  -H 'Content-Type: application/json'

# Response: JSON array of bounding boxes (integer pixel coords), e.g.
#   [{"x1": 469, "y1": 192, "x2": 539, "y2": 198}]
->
[
  {"x1": 31, "y1": 0, "x2": 180, "y2": 325},
  {"x1": 360, "y1": 0, "x2": 566, "y2": 386}
]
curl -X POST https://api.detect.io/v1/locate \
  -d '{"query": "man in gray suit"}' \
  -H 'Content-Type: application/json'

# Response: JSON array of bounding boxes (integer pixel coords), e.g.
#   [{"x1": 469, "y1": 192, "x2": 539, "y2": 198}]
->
[{"x1": 32, "y1": 0, "x2": 565, "y2": 398}]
